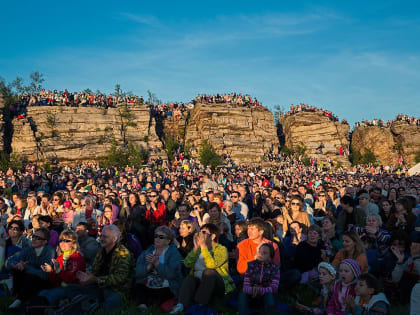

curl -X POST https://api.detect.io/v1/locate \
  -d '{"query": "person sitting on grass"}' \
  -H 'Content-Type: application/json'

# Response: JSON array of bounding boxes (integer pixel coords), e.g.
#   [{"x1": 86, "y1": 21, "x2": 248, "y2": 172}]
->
[
  {"x1": 344, "y1": 273, "x2": 390, "y2": 315},
  {"x1": 6, "y1": 227, "x2": 56, "y2": 309},
  {"x1": 171, "y1": 223, "x2": 235, "y2": 314},
  {"x1": 238, "y1": 243, "x2": 280, "y2": 315},
  {"x1": 327, "y1": 259, "x2": 362, "y2": 315},
  {"x1": 296, "y1": 262, "x2": 337, "y2": 314}
]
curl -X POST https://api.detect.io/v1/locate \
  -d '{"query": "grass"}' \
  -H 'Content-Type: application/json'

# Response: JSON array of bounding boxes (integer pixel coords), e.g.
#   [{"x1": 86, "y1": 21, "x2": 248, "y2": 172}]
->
[{"x1": 0, "y1": 283, "x2": 410, "y2": 314}]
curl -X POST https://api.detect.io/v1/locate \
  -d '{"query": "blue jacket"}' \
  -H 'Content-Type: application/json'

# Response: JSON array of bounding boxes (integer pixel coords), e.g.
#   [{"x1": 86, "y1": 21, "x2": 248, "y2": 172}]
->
[
  {"x1": 6, "y1": 245, "x2": 56, "y2": 280},
  {"x1": 135, "y1": 244, "x2": 183, "y2": 297}
]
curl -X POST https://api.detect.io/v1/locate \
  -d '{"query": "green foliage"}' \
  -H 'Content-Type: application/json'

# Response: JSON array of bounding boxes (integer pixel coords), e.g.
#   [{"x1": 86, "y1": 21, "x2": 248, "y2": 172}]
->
[
  {"x1": 114, "y1": 84, "x2": 122, "y2": 98},
  {"x1": 83, "y1": 88, "x2": 93, "y2": 94},
  {"x1": 46, "y1": 112, "x2": 57, "y2": 129},
  {"x1": 350, "y1": 148, "x2": 377, "y2": 165},
  {"x1": 143, "y1": 135, "x2": 149, "y2": 143},
  {"x1": 415, "y1": 151, "x2": 420, "y2": 164},
  {"x1": 0, "y1": 77, "x2": 18, "y2": 106},
  {"x1": 0, "y1": 152, "x2": 23, "y2": 172},
  {"x1": 147, "y1": 90, "x2": 162, "y2": 104},
  {"x1": 280, "y1": 146, "x2": 294, "y2": 156},
  {"x1": 335, "y1": 161, "x2": 343, "y2": 169},
  {"x1": 295, "y1": 143, "x2": 307, "y2": 156},
  {"x1": 51, "y1": 130, "x2": 59, "y2": 138},
  {"x1": 28, "y1": 71, "x2": 44, "y2": 94},
  {"x1": 101, "y1": 141, "x2": 148, "y2": 169},
  {"x1": 272, "y1": 104, "x2": 285, "y2": 125},
  {"x1": 199, "y1": 140, "x2": 221, "y2": 168},
  {"x1": 183, "y1": 143, "x2": 192, "y2": 159},
  {"x1": 11, "y1": 76, "x2": 25, "y2": 95},
  {"x1": 362, "y1": 148, "x2": 377, "y2": 164},
  {"x1": 164, "y1": 134, "x2": 180, "y2": 162},
  {"x1": 302, "y1": 156, "x2": 311, "y2": 166}
]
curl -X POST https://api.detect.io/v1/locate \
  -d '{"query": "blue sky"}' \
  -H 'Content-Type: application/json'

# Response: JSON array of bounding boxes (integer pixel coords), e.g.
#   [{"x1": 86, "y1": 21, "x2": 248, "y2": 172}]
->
[{"x1": 1, "y1": 0, "x2": 419, "y2": 125}]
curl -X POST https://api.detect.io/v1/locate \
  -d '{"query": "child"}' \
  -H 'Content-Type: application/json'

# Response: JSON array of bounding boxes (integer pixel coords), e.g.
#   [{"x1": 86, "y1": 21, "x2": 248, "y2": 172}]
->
[
  {"x1": 239, "y1": 243, "x2": 280, "y2": 315},
  {"x1": 327, "y1": 259, "x2": 361, "y2": 315},
  {"x1": 344, "y1": 273, "x2": 390, "y2": 315},
  {"x1": 296, "y1": 262, "x2": 336, "y2": 314},
  {"x1": 62, "y1": 200, "x2": 74, "y2": 229}
]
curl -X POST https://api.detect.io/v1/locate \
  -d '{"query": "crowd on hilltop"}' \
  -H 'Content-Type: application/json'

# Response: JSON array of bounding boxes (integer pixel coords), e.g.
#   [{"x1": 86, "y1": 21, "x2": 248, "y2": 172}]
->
[
  {"x1": 0, "y1": 156, "x2": 419, "y2": 314},
  {"x1": 195, "y1": 93, "x2": 265, "y2": 108},
  {"x1": 355, "y1": 114, "x2": 420, "y2": 128},
  {"x1": 151, "y1": 102, "x2": 192, "y2": 121},
  {"x1": 280, "y1": 103, "x2": 344, "y2": 123}
]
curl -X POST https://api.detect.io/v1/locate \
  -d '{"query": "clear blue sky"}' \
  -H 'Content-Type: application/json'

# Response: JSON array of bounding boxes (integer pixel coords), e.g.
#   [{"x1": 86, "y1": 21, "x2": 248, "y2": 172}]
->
[{"x1": 1, "y1": 0, "x2": 419, "y2": 125}]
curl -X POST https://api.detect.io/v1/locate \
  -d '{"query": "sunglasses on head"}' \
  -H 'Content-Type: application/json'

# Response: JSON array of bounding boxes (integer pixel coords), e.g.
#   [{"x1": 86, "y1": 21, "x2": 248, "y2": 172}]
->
[
  {"x1": 60, "y1": 239, "x2": 72, "y2": 243},
  {"x1": 154, "y1": 234, "x2": 167, "y2": 240}
]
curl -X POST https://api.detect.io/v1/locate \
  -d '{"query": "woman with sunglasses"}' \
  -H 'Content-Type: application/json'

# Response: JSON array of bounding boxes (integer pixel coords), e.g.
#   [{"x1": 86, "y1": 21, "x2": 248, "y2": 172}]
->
[
  {"x1": 145, "y1": 190, "x2": 167, "y2": 227},
  {"x1": 171, "y1": 223, "x2": 235, "y2": 314},
  {"x1": 282, "y1": 196, "x2": 310, "y2": 235},
  {"x1": 135, "y1": 226, "x2": 183, "y2": 310}
]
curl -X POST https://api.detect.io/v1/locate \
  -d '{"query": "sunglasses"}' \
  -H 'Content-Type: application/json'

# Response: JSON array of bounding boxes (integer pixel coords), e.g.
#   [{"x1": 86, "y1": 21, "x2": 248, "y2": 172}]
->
[
  {"x1": 9, "y1": 226, "x2": 20, "y2": 231},
  {"x1": 60, "y1": 239, "x2": 72, "y2": 243},
  {"x1": 318, "y1": 194, "x2": 326, "y2": 197},
  {"x1": 154, "y1": 234, "x2": 168, "y2": 240},
  {"x1": 285, "y1": 199, "x2": 291, "y2": 202},
  {"x1": 193, "y1": 207, "x2": 200, "y2": 210},
  {"x1": 32, "y1": 235, "x2": 46, "y2": 241},
  {"x1": 291, "y1": 202, "x2": 301, "y2": 206},
  {"x1": 53, "y1": 198, "x2": 60, "y2": 201},
  {"x1": 200, "y1": 230, "x2": 209, "y2": 235},
  {"x1": 150, "y1": 195, "x2": 157, "y2": 198},
  {"x1": 231, "y1": 196, "x2": 238, "y2": 198}
]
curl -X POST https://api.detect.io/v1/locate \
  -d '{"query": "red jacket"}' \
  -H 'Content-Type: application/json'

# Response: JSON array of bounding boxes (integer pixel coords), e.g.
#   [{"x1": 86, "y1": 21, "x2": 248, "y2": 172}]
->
[
  {"x1": 48, "y1": 251, "x2": 86, "y2": 287},
  {"x1": 146, "y1": 202, "x2": 167, "y2": 225}
]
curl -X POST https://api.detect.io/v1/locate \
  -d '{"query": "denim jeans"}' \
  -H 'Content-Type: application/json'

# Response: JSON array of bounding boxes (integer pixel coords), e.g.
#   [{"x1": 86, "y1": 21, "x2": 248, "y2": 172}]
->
[
  {"x1": 238, "y1": 292, "x2": 275, "y2": 315},
  {"x1": 39, "y1": 284, "x2": 122, "y2": 309}
]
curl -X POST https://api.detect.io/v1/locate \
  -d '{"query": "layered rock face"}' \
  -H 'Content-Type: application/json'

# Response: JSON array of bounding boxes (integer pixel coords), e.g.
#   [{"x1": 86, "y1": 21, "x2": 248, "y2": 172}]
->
[
  {"x1": 352, "y1": 122, "x2": 420, "y2": 166},
  {"x1": 11, "y1": 105, "x2": 166, "y2": 163},
  {"x1": 184, "y1": 103, "x2": 279, "y2": 164},
  {"x1": 280, "y1": 112, "x2": 351, "y2": 166}
]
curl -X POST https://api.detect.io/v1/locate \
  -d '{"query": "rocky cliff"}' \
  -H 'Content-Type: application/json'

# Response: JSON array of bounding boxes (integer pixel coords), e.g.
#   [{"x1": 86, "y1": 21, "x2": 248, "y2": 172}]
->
[
  {"x1": 351, "y1": 121, "x2": 420, "y2": 166},
  {"x1": 279, "y1": 112, "x2": 351, "y2": 167},
  {"x1": 184, "y1": 103, "x2": 279, "y2": 164},
  {"x1": 11, "y1": 105, "x2": 167, "y2": 163}
]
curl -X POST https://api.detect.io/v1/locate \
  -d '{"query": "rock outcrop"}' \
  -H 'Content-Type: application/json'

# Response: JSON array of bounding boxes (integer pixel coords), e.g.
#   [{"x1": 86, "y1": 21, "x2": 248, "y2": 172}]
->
[
  {"x1": 279, "y1": 112, "x2": 351, "y2": 167},
  {"x1": 351, "y1": 121, "x2": 420, "y2": 166},
  {"x1": 184, "y1": 103, "x2": 279, "y2": 164},
  {"x1": 11, "y1": 105, "x2": 167, "y2": 163}
]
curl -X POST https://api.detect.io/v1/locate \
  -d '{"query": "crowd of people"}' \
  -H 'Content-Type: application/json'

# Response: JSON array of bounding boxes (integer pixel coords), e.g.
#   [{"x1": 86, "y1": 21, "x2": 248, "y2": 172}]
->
[
  {"x1": 0, "y1": 157, "x2": 419, "y2": 315},
  {"x1": 355, "y1": 114, "x2": 420, "y2": 128},
  {"x1": 280, "y1": 104, "x2": 343, "y2": 123},
  {"x1": 195, "y1": 94, "x2": 265, "y2": 108}
]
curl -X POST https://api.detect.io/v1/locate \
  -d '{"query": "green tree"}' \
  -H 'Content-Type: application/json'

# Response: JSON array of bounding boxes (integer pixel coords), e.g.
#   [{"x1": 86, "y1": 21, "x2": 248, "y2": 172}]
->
[
  {"x1": 280, "y1": 146, "x2": 293, "y2": 156},
  {"x1": 164, "y1": 133, "x2": 180, "y2": 162},
  {"x1": 416, "y1": 151, "x2": 420, "y2": 164},
  {"x1": 361, "y1": 149, "x2": 377, "y2": 165},
  {"x1": 272, "y1": 104, "x2": 285, "y2": 125},
  {"x1": 11, "y1": 76, "x2": 25, "y2": 95},
  {"x1": 349, "y1": 150, "x2": 362, "y2": 166},
  {"x1": 114, "y1": 84, "x2": 122, "y2": 97},
  {"x1": 29, "y1": 71, "x2": 45, "y2": 94},
  {"x1": 0, "y1": 77, "x2": 18, "y2": 106},
  {"x1": 101, "y1": 141, "x2": 148, "y2": 169},
  {"x1": 199, "y1": 141, "x2": 221, "y2": 168},
  {"x1": 83, "y1": 88, "x2": 93, "y2": 94},
  {"x1": 0, "y1": 152, "x2": 23, "y2": 172}
]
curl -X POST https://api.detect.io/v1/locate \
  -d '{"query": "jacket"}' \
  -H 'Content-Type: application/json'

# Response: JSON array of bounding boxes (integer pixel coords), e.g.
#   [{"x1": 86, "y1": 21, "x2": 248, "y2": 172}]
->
[
  {"x1": 6, "y1": 245, "x2": 56, "y2": 280},
  {"x1": 332, "y1": 250, "x2": 369, "y2": 274},
  {"x1": 348, "y1": 292, "x2": 390, "y2": 315},
  {"x1": 243, "y1": 260, "x2": 280, "y2": 295},
  {"x1": 236, "y1": 238, "x2": 281, "y2": 274},
  {"x1": 91, "y1": 243, "x2": 133, "y2": 300},
  {"x1": 136, "y1": 243, "x2": 183, "y2": 297},
  {"x1": 392, "y1": 255, "x2": 420, "y2": 283},
  {"x1": 337, "y1": 208, "x2": 367, "y2": 234},
  {"x1": 78, "y1": 235, "x2": 100, "y2": 266},
  {"x1": 184, "y1": 243, "x2": 235, "y2": 294},
  {"x1": 327, "y1": 280, "x2": 356, "y2": 315},
  {"x1": 48, "y1": 251, "x2": 86, "y2": 287}
]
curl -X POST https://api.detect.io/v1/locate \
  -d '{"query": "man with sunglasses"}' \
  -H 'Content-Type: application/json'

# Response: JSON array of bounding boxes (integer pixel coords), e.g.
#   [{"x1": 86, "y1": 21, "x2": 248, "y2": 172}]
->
[
  {"x1": 6, "y1": 227, "x2": 56, "y2": 309},
  {"x1": 230, "y1": 191, "x2": 248, "y2": 222}
]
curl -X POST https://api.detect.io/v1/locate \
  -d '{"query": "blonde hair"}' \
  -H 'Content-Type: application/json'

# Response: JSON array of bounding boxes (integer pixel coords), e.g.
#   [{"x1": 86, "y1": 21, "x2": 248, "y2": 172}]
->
[
  {"x1": 57, "y1": 230, "x2": 80, "y2": 256},
  {"x1": 180, "y1": 220, "x2": 196, "y2": 233}
]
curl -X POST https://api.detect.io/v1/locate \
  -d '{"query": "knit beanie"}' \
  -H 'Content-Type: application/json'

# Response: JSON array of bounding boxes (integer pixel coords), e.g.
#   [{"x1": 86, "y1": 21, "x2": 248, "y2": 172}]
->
[
  {"x1": 318, "y1": 262, "x2": 336, "y2": 277},
  {"x1": 341, "y1": 259, "x2": 362, "y2": 279}
]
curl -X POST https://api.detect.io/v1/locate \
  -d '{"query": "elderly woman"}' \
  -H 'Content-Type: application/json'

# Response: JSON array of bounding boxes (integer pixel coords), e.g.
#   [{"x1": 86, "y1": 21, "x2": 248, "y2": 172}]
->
[
  {"x1": 135, "y1": 226, "x2": 183, "y2": 309},
  {"x1": 171, "y1": 223, "x2": 235, "y2": 314},
  {"x1": 23, "y1": 196, "x2": 39, "y2": 229},
  {"x1": 352, "y1": 213, "x2": 391, "y2": 273}
]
